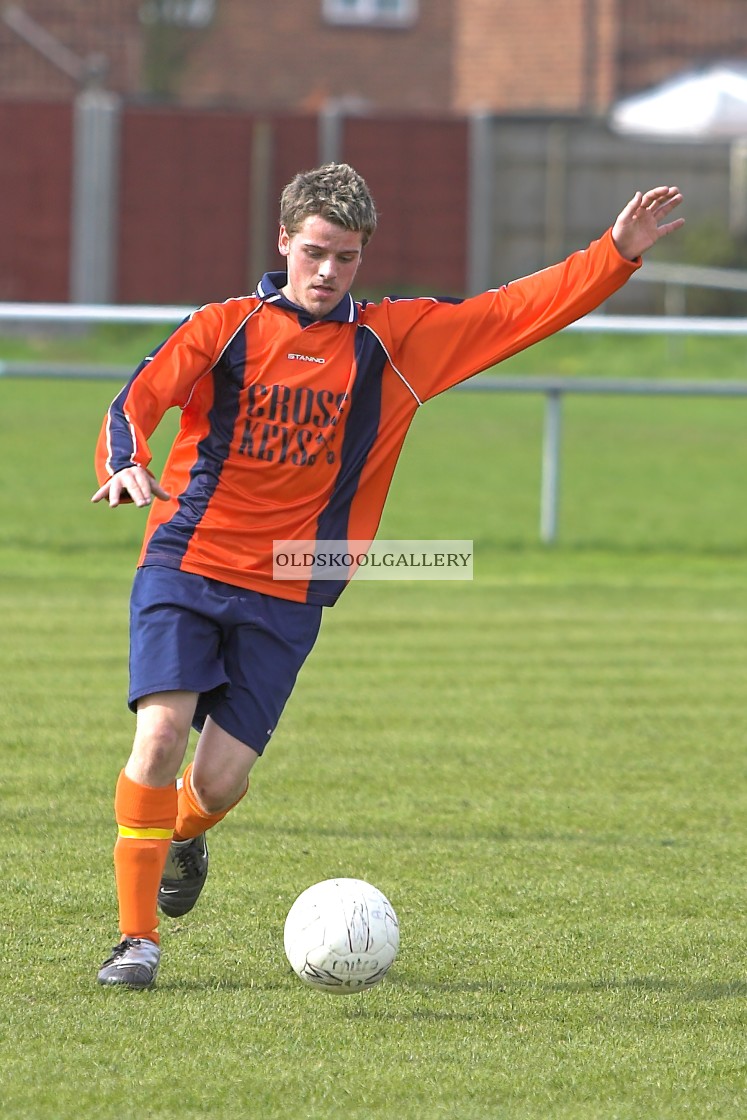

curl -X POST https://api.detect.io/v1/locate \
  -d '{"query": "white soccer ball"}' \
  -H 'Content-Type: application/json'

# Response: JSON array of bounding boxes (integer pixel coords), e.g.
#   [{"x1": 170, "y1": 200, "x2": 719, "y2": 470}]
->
[{"x1": 284, "y1": 877, "x2": 400, "y2": 995}]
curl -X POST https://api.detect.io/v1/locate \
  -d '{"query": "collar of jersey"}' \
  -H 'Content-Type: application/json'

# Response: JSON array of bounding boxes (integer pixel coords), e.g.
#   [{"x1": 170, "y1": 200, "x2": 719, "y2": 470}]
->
[{"x1": 256, "y1": 272, "x2": 358, "y2": 326}]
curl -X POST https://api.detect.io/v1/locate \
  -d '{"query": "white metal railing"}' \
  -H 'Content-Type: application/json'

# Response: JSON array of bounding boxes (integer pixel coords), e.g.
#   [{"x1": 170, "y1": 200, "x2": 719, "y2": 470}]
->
[
  {"x1": 2, "y1": 303, "x2": 747, "y2": 543},
  {"x1": 631, "y1": 261, "x2": 747, "y2": 317},
  {"x1": 0, "y1": 302, "x2": 194, "y2": 324},
  {"x1": 459, "y1": 375, "x2": 747, "y2": 543},
  {"x1": 632, "y1": 261, "x2": 747, "y2": 294},
  {"x1": 1, "y1": 301, "x2": 747, "y2": 334}
]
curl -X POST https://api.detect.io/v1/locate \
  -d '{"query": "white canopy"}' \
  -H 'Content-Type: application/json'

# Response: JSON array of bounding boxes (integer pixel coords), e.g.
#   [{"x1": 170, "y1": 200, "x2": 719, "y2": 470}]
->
[{"x1": 610, "y1": 64, "x2": 747, "y2": 140}]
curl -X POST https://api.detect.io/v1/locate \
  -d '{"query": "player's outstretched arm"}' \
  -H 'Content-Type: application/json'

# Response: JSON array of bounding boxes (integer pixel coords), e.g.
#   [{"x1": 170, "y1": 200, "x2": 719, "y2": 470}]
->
[
  {"x1": 611, "y1": 186, "x2": 684, "y2": 261},
  {"x1": 91, "y1": 465, "x2": 171, "y2": 509}
]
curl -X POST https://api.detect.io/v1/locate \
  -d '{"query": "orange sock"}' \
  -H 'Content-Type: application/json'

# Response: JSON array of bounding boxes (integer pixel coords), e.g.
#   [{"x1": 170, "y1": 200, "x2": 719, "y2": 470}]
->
[
  {"x1": 173, "y1": 762, "x2": 248, "y2": 841},
  {"x1": 113, "y1": 770, "x2": 177, "y2": 945}
]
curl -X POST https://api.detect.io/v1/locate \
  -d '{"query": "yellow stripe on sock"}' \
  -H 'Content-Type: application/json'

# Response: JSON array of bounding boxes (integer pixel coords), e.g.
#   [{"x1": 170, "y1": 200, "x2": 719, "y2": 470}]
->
[{"x1": 117, "y1": 826, "x2": 173, "y2": 840}]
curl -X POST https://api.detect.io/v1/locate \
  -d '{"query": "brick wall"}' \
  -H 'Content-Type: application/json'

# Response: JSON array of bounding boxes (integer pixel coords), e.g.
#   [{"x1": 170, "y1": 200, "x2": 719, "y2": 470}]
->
[
  {"x1": 618, "y1": 0, "x2": 747, "y2": 95},
  {"x1": 0, "y1": 0, "x2": 141, "y2": 99},
  {"x1": 181, "y1": 0, "x2": 456, "y2": 112},
  {"x1": 2, "y1": 1, "x2": 747, "y2": 113},
  {"x1": 453, "y1": 0, "x2": 747, "y2": 112},
  {"x1": 454, "y1": 0, "x2": 588, "y2": 112}
]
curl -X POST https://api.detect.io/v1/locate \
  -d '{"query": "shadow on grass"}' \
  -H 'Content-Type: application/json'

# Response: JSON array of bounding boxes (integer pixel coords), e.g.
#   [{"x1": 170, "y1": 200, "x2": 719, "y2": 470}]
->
[
  {"x1": 338, "y1": 976, "x2": 747, "y2": 1021},
  {"x1": 385, "y1": 974, "x2": 747, "y2": 1004},
  {"x1": 102, "y1": 972, "x2": 747, "y2": 1005},
  {"x1": 153, "y1": 977, "x2": 290, "y2": 993},
  {"x1": 243, "y1": 819, "x2": 683, "y2": 850},
  {"x1": 549, "y1": 975, "x2": 747, "y2": 1000},
  {"x1": 476, "y1": 537, "x2": 747, "y2": 561}
]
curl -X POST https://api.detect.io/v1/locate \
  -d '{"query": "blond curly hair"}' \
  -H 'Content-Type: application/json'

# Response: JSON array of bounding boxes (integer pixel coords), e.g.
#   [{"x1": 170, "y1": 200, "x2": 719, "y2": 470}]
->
[{"x1": 279, "y1": 163, "x2": 377, "y2": 247}]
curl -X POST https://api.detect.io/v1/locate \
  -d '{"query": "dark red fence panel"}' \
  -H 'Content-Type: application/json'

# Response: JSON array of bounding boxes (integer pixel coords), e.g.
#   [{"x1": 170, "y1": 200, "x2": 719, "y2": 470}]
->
[
  {"x1": 260, "y1": 113, "x2": 319, "y2": 283},
  {"x1": 0, "y1": 101, "x2": 469, "y2": 305},
  {"x1": 341, "y1": 116, "x2": 469, "y2": 296},
  {"x1": 0, "y1": 102, "x2": 72, "y2": 301},
  {"x1": 117, "y1": 107, "x2": 257, "y2": 306}
]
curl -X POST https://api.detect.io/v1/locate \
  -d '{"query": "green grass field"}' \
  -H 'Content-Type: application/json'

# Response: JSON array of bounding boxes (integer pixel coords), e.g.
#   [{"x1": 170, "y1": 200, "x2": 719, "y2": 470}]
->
[{"x1": 2, "y1": 331, "x2": 747, "y2": 1119}]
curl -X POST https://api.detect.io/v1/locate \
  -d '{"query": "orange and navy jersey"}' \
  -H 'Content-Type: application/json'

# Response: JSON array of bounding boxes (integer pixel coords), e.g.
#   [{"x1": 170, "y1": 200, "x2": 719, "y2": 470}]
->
[{"x1": 95, "y1": 229, "x2": 639, "y2": 606}]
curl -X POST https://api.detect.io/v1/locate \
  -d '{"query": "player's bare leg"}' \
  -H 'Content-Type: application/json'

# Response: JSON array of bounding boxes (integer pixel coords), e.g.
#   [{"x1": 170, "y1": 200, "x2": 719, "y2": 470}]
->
[
  {"x1": 190, "y1": 716, "x2": 259, "y2": 810},
  {"x1": 126, "y1": 691, "x2": 198, "y2": 785},
  {"x1": 158, "y1": 717, "x2": 258, "y2": 918},
  {"x1": 98, "y1": 692, "x2": 197, "y2": 987}
]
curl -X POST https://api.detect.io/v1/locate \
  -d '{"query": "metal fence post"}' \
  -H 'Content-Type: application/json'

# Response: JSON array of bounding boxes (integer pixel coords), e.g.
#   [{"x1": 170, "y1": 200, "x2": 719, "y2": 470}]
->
[
  {"x1": 248, "y1": 119, "x2": 273, "y2": 291},
  {"x1": 467, "y1": 110, "x2": 494, "y2": 295},
  {"x1": 540, "y1": 388, "x2": 563, "y2": 544},
  {"x1": 319, "y1": 101, "x2": 344, "y2": 165},
  {"x1": 70, "y1": 89, "x2": 121, "y2": 304},
  {"x1": 730, "y1": 138, "x2": 747, "y2": 236}
]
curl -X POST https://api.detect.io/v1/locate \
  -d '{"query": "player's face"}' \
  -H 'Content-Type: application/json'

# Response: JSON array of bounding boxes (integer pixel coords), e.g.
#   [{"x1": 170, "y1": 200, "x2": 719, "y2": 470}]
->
[{"x1": 278, "y1": 215, "x2": 364, "y2": 319}]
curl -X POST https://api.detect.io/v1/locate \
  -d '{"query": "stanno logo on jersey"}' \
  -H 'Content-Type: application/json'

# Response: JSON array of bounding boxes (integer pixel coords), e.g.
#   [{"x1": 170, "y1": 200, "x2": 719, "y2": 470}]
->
[{"x1": 287, "y1": 353, "x2": 326, "y2": 364}]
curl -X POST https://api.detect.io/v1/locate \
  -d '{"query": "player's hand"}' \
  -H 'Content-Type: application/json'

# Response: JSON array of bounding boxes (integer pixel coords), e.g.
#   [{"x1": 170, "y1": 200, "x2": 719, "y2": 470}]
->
[
  {"x1": 611, "y1": 186, "x2": 684, "y2": 261},
  {"x1": 91, "y1": 466, "x2": 171, "y2": 508}
]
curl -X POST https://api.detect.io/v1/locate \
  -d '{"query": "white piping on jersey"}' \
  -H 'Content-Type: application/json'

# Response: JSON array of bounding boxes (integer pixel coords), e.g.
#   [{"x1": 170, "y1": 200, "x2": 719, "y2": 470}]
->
[
  {"x1": 215, "y1": 302, "x2": 264, "y2": 364},
  {"x1": 361, "y1": 323, "x2": 422, "y2": 407},
  {"x1": 105, "y1": 378, "x2": 144, "y2": 476},
  {"x1": 255, "y1": 278, "x2": 356, "y2": 322},
  {"x1": 105, "y1": 301, "x2": 263, "y2": 474},
  {"x1": 181, "y1": 302, "x2": 264, "y2": 411},
  {"x1": 189, "y1": 293, "x2": 254, "y2": 316},
  {"x1": 105, "y1": 407, "x2": 140, "y2": 478},
  {"x1": 254, "y1": 277, "x2": 274, "y2": 300}
]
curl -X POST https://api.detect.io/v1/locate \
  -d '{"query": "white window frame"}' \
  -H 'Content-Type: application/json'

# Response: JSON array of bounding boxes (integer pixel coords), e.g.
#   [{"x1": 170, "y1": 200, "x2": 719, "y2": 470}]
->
[
  {"x1": 140, "y1": 0, "x2": 216, "y2": 29},
  {"x1": 322, "y1": 0, "x2": 418, "y2": 29}
]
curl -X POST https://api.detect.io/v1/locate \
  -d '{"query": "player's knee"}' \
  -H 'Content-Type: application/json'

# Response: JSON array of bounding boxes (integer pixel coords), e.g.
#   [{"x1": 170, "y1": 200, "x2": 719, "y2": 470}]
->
[
  {"x1": 131, "y1": 714, "x2": 188, "y2": 780},
  {"x1": 144, "y1": 721, "x2": 183, "y2": 757},
  {"x1": 190, "y1": 771, "x2": 247, "y2": 815},
  {"x1": 190, "y1": 778, "x2": 230, "y2": 815}
]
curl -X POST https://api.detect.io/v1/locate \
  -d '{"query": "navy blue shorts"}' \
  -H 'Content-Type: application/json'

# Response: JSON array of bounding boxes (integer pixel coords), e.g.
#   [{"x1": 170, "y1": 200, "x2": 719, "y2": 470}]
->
[{"x1": 128, "y1": 566, "x2": 323, "y2": 753}]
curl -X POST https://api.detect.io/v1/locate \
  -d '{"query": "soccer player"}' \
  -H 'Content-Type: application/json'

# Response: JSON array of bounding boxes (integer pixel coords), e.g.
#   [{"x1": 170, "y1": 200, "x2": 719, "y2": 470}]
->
[{"x1": 93, "y1": 162, "x2": 683, "y2": 987}]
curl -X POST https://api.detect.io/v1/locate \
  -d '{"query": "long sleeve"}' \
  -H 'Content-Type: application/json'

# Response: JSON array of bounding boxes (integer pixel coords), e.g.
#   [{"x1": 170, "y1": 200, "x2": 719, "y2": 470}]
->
[
  {"x1": 94, "y1": 303, "x2": 236, "y2": 484},
  {"x1": 374, "y1": 229, "x2": 640, "y2": 403}
]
